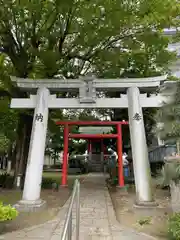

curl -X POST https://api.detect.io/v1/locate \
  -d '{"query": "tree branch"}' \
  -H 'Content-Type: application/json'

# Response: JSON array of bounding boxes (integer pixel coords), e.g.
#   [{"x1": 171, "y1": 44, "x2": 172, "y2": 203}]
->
[
  {"x1": 65, "y1": 27, "x2": 146, "y2": 63},
  {"x1": 58, "y1": 6, "x2": 74, "y2": 53}
]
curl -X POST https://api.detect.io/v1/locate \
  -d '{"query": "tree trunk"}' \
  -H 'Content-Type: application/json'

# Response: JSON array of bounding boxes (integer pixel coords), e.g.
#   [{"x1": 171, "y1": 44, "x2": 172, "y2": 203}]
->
[
  {"x1": 13, "y1": 115, "x2": 25, "y2": 187},
  {"x1": 13, "y1": 113, "x2": 33, "y2": 188},
  {"x1": 16, "y1": 124, "x2": 26, "y2": 188},
  {"x1": 21, "y1": 114, "x2": 32, "y2": 189},
  {"x1": 11, "y1": 144, "x2": 17, "y2": 171},
  {"x1": 6, "y1": 143, "x2": 14, "y2": 174},
  {"x1": 176, "y1": 140, "x2": 180, "y2": 155},
  {"x1": 170, "y1": 180, "x2": 180, "y2": 213},
  {"x1": 2, "y1": 155, "x2": 7, "y2": 170}
]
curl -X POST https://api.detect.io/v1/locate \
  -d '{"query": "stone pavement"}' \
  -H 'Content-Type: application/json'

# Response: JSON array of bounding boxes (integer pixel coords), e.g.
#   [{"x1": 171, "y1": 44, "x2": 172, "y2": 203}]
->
[{"x1": 0, "y1": 173, "x2": 157, "y2": 240}]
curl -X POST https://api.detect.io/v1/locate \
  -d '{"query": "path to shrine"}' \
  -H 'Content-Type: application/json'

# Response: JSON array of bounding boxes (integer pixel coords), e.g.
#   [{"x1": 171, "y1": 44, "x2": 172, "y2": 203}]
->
[{"x1": 1, "y1": 174, "x2": 156, "y2": 240}]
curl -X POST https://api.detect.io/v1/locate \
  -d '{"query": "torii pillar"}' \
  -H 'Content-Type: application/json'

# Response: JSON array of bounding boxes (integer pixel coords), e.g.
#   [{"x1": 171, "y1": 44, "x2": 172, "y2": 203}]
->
[
  {"x1": 14, "y1": 87, "x2": 49, "y2": 211},
  {"x1": 127, "y1": 87, "x2": 156, "y2": 206}
]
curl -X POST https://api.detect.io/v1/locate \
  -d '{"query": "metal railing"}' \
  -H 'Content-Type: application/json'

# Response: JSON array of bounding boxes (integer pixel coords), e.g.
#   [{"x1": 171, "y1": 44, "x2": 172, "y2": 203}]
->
[{"x1": 61, "y1": 179, "x2": 80, "y2": 240}]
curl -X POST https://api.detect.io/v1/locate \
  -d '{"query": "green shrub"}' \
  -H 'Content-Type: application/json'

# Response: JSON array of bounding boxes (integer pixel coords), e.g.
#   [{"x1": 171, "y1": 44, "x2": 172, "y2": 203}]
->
[
  {"x1": 0, "y1": 202, "x2": 18, "y2": 222},
  {"x1": 0, "y1": 172, "x2": 14, "y2": 189},
  {"x1": 50, "y1": 164, "x2": 62, "y2": 169},
  {"x1": 168, "y1": 213, "x2": 180, "y2": 240},
  {"x1": 161, "y1": 162, "x2": 180, "y2": 186},
  {"x1": 41, "y1": 177, "x2": 59, "y2": 189},
  {"x1": 138, "y1": 217, "x2": 152, "y2": 226},
  {"x1": 0, "y1": 172, "x2": 8, "y2": 187}
]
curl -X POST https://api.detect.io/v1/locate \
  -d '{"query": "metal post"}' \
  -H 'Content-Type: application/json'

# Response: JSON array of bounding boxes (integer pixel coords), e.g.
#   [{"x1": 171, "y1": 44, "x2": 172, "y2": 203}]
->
[
  {"x1": 62, "y1": 124, "x2": 69, "y2": 186},
  {"x1": 67, "y1": 212, "x2": 72, "y2": 240},
  {"x1": 117, "y1": 123, "x2": 124, "y2": 187},
  {"x1": 76, "y1": 181, "x2": 80, "y2": 240}
]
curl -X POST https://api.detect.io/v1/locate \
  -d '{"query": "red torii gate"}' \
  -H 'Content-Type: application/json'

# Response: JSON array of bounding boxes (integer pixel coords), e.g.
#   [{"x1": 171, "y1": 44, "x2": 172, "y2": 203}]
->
[{"x1": 56, "y1": 121, "x2": 128, "y2": 187}]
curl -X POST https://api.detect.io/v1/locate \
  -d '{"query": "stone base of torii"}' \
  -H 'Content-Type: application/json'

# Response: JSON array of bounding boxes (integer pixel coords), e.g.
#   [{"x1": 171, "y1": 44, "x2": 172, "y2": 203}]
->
[{"x1": 10, "y1": 75, "x2": 173, "y2": 211}]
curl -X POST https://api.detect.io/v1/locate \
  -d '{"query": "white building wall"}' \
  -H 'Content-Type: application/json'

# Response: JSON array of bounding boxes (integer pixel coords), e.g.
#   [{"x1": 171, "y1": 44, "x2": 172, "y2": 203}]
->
[{"x1": 44, "y1": 154, "x2": 54, "y2": 166}]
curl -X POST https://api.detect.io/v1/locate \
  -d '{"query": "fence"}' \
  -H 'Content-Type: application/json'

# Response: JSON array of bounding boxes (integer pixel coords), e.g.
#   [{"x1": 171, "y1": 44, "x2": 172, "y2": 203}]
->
[
  {"x1": 148, "y1": 145, "x2": 176, "y2": 163},
  {"x1": 61, "y1": 179, "x2": 80, "y2": 240}
]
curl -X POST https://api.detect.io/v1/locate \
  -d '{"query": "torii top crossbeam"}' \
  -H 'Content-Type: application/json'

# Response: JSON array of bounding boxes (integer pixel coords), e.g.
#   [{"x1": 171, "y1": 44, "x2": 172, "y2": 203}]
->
[
  {"x1": 11, "y1": 75, "x2": 167, "y2": 92},
  {"x1": 10, "y1": 75, "x2": 173, "y2": 109}
]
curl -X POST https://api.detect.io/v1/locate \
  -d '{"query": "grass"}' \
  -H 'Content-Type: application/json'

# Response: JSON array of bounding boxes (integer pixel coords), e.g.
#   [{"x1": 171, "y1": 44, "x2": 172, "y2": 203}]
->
[
  {"x1": 0, "y1": 191, "x2": 21, "y2": 205},
  {"x1": 0, "y1": 171, "x2": 86, "y2": 233},
  {"x1": 42, "y1": 171, "x2": 84, "y2": 180},
  {"x1": 109, "y1": 178, "x2": 170, "y2": 240},
  {"x1": 0, "y1": 171, "x2": 84, "y2": 205},
  {"x1": 42, "y1": 171, "x2": 85, "y2": 189}
]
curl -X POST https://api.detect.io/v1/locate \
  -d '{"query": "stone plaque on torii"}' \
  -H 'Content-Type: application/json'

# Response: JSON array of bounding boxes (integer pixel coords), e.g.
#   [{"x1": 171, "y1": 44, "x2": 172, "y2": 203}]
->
[
  {"x1": 79, "y1": 76, "x2": 96, "y2": 103},
  {"x1": 10, "y1": 75, "x2": 172, "y2": 211}
]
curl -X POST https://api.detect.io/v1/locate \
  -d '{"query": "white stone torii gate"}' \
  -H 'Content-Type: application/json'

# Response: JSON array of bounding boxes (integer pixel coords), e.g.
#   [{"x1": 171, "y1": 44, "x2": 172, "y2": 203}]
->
[{"x1": 10, "y1": 75, "x2": 168, "y2": 211}]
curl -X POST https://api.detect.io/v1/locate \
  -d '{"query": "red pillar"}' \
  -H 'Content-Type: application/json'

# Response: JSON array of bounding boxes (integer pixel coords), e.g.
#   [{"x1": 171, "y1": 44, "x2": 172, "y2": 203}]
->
[
  {"x1": 62, "y1": 124, "x2": 69, "y2": 186},
  {"x1": 117, "y1": 123, "x2": 124, "y2": 187},
  {"x1": 88, "y1": 139, "x2": 92, "y2": 161},
  {"x1": 89, "y1": 139, "x2": 92, "y2": 152},
  {"x1": 100, "y1": 139, "x2": 103, "y2": 151}
]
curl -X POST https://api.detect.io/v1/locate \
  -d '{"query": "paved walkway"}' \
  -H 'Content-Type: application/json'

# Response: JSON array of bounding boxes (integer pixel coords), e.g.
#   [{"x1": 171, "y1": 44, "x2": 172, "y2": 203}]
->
[{"x1": 1, "y1": 173, "x2": 157, "y2": 240}]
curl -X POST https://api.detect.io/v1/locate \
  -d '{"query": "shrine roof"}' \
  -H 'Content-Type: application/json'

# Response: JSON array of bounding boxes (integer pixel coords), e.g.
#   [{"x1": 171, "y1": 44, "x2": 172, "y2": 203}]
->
[{"x1": 79, "y1": 126, "x2": 113, "y2": 134}]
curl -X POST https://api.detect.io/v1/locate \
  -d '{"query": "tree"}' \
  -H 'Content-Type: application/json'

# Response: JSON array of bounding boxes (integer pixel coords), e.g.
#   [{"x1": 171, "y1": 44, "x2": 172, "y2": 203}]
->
[
  {"x1": 158, "y1": 81, "x2": 180, "y2": 214},
  {"x1": 157, "y1": 80, "x2": 180, "y2": 144},
  {"x1": 0, "y1": 0, "x2": 179, "y2": 180},
  {"x1": 0, "y1": 55, "x2": 18, "y2": 155},
  {"x1": 0, "y1": 0, "x2": 178, "y2": 79}
]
